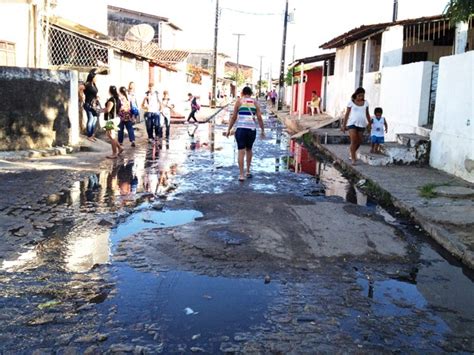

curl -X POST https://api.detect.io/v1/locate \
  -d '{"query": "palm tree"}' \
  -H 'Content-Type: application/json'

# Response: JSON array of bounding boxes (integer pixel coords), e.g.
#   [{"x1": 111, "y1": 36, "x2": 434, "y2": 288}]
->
[{"x1": 444, "y1": 0, "x2": 474, "y2": 23}]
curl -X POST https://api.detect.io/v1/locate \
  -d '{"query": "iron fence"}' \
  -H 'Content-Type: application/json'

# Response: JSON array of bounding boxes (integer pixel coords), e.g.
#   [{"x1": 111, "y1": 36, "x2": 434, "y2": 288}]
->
[{"x1": 48, "y1": 26, "x2": 109, "y2": 70}]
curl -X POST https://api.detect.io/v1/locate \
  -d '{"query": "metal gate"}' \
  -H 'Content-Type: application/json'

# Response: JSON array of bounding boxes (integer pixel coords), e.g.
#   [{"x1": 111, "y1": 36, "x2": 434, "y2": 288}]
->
[{"x1": 427, "y1": 64, "x2": 439, "y2": 127}]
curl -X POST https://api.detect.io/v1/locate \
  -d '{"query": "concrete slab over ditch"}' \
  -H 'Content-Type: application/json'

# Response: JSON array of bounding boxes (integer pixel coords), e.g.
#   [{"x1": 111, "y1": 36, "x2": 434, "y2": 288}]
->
[{"x1": 315, "y1": 143, "x2": 474, "y2": 269}]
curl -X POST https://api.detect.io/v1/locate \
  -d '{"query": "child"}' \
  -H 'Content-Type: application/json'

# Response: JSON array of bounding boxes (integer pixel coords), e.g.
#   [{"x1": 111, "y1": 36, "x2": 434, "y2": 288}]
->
[{"x1": 370, "y1": 107, "x2": 388, "y2": 154}]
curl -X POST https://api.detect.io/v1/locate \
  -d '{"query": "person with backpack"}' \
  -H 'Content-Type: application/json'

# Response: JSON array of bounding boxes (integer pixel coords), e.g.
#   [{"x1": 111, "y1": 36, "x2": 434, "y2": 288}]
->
[
  {"x1": 102, "y1": 86, "x2": 123, "y2": 159},
  {"x1": 142, "y1": 83, "x2": 162, "y2": 143},
  {"x1": 117, "y1": 86, "x2": 136, "y2": 148},
  {"x1": 128, "y1": 82, "x2": 141, "y2": 124},
  {"x1": 187, "y1": 93, "x2": 200, "y2": 123}
]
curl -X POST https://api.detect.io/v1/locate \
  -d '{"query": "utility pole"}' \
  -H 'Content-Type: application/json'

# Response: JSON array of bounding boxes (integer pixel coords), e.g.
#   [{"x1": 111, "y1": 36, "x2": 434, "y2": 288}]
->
[
  {"x1": 211, "y1": 0, "x2": 219, "y2": 108},
  {"x1": 277, "y1": 0, "x2": 289, "y2": 110},
  {"x1": 258, "y1": 56, "x2": 264, "y2": 98},
  {"x1": 233, "y1": 33, "x2": 245, "y2": 95},
  {"x1": 392, "y1": 0, "x2": 398, "y2": 22}
]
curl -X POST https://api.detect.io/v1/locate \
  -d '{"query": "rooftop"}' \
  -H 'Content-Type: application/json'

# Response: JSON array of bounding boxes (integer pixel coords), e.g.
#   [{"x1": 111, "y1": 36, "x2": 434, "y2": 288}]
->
[
  {"x1": 108, "y1": 5, "x2": 182, "y2": 31},
  {"x1": 320, "y1": 14, "x2": 446, "y2": 49},
  {"x1": 108, "y1": 41, "x2": 190, "y2": 63}
]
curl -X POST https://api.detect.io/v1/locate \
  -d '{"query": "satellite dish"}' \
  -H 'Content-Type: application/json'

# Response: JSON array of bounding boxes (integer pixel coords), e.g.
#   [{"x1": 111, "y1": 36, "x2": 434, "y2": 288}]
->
[{"x1": 125, "y1": 24, "x2": 155, "y2": 44}]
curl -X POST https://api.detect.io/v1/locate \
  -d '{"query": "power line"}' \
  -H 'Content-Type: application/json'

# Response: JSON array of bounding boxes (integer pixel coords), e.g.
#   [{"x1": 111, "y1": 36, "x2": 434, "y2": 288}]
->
[{"x1": 221, "y1": 7, "x2": 283, "y2": 16}]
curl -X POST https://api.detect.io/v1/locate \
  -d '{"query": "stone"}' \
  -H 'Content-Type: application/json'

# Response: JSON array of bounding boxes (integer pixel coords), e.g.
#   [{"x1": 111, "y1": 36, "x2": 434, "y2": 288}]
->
[
  {"x1": 84, "y1": 346, "x2": 101, "y2": 355},
  {"x1": 190, "y1": 347, "x2": 205, "y2": 353},
  {"x1": 109, "y1": 344, "x2": 134, "y2": 353},
  {"x1": 433, "y1": 185, "x2": 474, "y2": 199},
  {"x1": 220, "y1": 343, "x2": 240, "y2": 353},
  {"x1": 98, "y1": 218, "x2": 114, "y2": 227}
]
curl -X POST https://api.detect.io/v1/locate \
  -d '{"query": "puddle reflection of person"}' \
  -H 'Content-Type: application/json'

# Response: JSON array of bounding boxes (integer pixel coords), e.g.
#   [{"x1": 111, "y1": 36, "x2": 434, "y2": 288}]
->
[
  {"x1": 117, "y1": 161, "x2": 135, "y2": 200},
  {"x1": 187, "y1": 124, "x2": 200, "y2": 150}
]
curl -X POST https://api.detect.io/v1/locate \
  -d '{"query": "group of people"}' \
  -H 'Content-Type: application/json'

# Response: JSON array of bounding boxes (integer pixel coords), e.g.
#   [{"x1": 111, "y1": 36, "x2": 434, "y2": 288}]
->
[
  {"x1": 341, "y1": 87, "x2": 388, "y2": 165},
  {"x1": 81, "y1": 70, "x2": 201, "y2": 159}
]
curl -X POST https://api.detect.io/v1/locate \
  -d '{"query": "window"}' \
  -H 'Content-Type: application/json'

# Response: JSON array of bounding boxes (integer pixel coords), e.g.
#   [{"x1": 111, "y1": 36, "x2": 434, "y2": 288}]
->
[
  {"x1": 402, "y1": 52, "x2": 428, "y2": 64},
  {"x1": 201, "y1": 58, "x2": 209, "y2": 69},
  {"x1": 0, "y1": 41, "x2": 15, "y2": 66}
]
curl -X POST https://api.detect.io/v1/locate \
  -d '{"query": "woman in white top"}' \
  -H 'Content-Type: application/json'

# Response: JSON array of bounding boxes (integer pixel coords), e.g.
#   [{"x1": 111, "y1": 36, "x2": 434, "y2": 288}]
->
[{"x1": 341, "y1": 87, "x2": 371, "y2": 165}]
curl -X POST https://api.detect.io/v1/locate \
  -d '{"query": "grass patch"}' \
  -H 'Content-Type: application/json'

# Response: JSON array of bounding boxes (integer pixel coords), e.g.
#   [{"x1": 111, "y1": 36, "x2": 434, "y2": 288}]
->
[{"x1": 418, "y1": 181, "x2": 454, "y2": 198}]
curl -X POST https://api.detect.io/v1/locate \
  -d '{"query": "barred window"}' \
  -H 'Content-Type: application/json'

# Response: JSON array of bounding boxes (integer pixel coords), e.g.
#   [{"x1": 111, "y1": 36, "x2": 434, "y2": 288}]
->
[
  {"x1": 0, "y1": 41, "x2": 15, "y2": 66},
  {"x1": 48, "y1": 26, "x2": 109, "y2": 69}
]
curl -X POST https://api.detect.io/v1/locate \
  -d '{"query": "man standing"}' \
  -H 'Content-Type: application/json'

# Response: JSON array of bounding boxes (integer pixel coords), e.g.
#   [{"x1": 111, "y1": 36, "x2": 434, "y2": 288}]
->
[{"x1": 142, "y1": 83, "x2": 162, "y2": 142}]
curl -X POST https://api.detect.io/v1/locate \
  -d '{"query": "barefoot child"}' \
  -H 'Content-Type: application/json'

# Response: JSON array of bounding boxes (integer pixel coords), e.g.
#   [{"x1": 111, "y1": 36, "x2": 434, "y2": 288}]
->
[{"x1": 369, "y1": 107, "x2": 388, "y2": 154}]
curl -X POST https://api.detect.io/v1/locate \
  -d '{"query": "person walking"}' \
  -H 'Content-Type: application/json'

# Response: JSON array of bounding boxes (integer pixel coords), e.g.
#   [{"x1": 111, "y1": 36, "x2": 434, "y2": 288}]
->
[
  {"x1": 270, "y1": 89, "x2": 277, "y2": 107},
  {"x1": 161, "y1": 90, "x2": 173, "y2": 140},
  {"x1": 142, "y1": 83, "x2": 162, "y2": 143},
  {"x1": 83, "y1": 70, "x2": 100, "y2": 141},
  {"x1": 341, "y1": 87, "x2": 371, "y2": 165},
  {"x1": 128, "y1": 82, "x2": 140, "y2": 124},
  {"x1": 187, "y1": 93, "x2": 199, "y2": 123},
  {"x1": 225, "y1": 86, "x2": 265, "y2": 181},
  {"x1": 102, "y1": 86, "x2": 123, "y2": 159},
  {"x1": 118, "y1": 86, "x2": 136, "y2": 148}
]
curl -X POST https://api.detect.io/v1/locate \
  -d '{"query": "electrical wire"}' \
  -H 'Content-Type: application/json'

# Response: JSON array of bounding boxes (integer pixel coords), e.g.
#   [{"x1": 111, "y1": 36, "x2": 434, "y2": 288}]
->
[{"x1": 220, "y1": 7, "x2": 283, "y2": 16}]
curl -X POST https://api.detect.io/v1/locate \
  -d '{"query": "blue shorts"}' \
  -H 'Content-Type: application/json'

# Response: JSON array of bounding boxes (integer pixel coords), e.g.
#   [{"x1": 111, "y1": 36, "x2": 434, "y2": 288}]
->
[
  {"x1": 347, "y1": 125, "x2": 365, "y2": 132},
  {"x1": 371, "y1": 135, "x2": 384, "y2": 144},
  {"x1": 235, "y1": 128, "x2": 257, "y2": 150}
]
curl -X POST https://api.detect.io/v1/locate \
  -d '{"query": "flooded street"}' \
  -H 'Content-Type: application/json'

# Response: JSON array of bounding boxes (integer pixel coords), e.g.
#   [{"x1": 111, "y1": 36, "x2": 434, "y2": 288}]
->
[{"x1": 0, "y1": 105, "x2": 473, "y2": 353}]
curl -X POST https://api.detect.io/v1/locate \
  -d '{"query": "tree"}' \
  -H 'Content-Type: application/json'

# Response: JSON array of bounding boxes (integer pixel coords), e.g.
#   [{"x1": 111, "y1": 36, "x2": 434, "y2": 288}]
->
[
  {"x1": 444, "y1": 0, "x2": 474, "y2": 23},
  {"x1": 228, "y1": 72, "x2": 246, "y2": 86}
]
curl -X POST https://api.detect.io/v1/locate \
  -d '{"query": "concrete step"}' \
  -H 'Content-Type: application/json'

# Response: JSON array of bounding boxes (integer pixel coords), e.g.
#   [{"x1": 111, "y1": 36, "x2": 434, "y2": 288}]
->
[
  {"x1": 359, "y1": 152, "x2": 392, "y2": 166},
  {"x1": 396, "y1": 133, "x2": 430, "y2": 147},
  {"x1": 381, "y1": 141, "x2": 430, "y2": 165}
]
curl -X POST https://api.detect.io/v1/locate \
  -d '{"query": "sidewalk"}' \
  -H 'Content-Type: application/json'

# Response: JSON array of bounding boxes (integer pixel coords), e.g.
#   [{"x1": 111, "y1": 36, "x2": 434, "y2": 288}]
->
[{"x1": 274, "y1": 110, "x2": 474, "y2": 269}]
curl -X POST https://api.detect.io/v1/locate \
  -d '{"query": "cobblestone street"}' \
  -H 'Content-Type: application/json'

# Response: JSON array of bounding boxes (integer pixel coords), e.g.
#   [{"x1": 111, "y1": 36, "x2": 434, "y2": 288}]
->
[{"x1": 0, "y1": 109, "x2": 473, "y2": 353}]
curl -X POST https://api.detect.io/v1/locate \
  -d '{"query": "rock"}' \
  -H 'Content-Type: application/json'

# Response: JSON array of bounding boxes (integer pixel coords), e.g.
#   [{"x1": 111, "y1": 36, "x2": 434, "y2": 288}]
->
[
  {"x1": 74, "y1": 334, "x2": 97, "y2": 343},
  {"x1": 220, "y1": 343, "x2": 240, "y2": 353},
  {"x1": 264, "y1": 275, "x2": 271, "y2": 284},
  {"x1": 56, "y1": 333, "x2": 74, "y2": 346},
  {"x1": 98, "y1": 218, "x2": 114, "y2": 227},
  {"x1": 27, "y1": 314, "x2": 55, "y2": 326},
  {"x1": 97, "y1": 333, "x2": 108, "y2": 342},
  {"x1": 133, "y1": 346, "x2": 149, "y2": 355},
  {"x1": 190, "y1": 347, "x2": 205, "y2": 353},
  {"x1": 84, "y1": 346, "x2": 101, "y2": 355},
  {"x1": 152, "y1": 203, "x2": 164, "y2": 211},
  {"x1": 109, "y1": 344, "x2": 134, "y2": 353}
]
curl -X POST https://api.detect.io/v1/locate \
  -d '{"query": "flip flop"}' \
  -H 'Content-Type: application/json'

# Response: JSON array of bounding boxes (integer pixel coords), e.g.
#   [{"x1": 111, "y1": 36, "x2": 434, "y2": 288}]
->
[
  {"x1": 238, "y1": 176, "x2": 245, "y2": 182},
  {"x1": 246, "y1": 173, "x2": 253, "y2": 178}
]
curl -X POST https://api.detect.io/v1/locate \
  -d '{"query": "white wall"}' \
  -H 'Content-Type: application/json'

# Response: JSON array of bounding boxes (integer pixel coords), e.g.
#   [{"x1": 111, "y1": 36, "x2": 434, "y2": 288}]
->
[
  {"x1": 430, "y1": 51, "x2": 474, "y2": 182},
  {"x1": 328, "y1": 45, "x2": 359, "y2": 118},
  {"x1": 381, "y1": 25, "x2": 403, "y2": 68},
  {"x1": 362, "y1": 71, "x2": 381, "y2": 110},
  {"x1": 379, "y1": 61, "x2": 433, "y2": 141},
  {"x1": 0, "y1": 2, "x2": 31, "y2": 67}
]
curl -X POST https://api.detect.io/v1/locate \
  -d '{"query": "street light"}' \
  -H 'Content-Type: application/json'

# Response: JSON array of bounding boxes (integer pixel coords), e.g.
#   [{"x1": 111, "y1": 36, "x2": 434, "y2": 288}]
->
[{"x1": 258, "y1": 56, "x2": 264, "y2": 98}]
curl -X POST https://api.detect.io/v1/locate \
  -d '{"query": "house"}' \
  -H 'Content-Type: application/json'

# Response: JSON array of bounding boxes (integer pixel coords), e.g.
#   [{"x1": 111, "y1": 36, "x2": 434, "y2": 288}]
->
[
  {"x1": 288, "y1": 53, "x2": 335, "y2": 116},
  {"x1": 187, "y1": 50, "x2": 232, "y2": 101},
  {"x1": 224, "y1": 61, "x2": 255, "y2": 96},
  {"x1": 107, "y1": 5, "x2": 182, "y2": 50},
  {"x1": 319, "y1": 15, "x2": 474, "y2": 182}
]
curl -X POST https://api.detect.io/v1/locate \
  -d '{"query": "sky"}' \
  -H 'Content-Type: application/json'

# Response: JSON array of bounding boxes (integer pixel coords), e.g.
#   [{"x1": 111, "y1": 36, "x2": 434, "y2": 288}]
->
[{"x1": 109, "y1": 0, "x2": 448, "y2": 76}]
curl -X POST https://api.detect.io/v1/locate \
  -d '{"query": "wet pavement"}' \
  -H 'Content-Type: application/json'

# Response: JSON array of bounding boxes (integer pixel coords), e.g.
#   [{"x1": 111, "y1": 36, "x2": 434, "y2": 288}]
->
[{"x1": 0, "y1": 105, "x2": 473, "y2": 353}]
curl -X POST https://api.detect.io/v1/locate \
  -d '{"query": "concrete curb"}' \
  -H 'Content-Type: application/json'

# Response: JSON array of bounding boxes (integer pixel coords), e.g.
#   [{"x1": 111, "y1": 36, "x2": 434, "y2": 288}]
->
[
  {"x1": 312, "y1": 139, "x2": 474, "y2": 269},
  {"x1": 0, "y1": 146, "x2": 80, "y2": 161}
]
